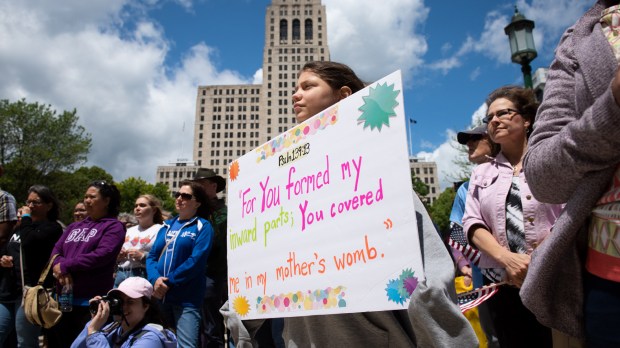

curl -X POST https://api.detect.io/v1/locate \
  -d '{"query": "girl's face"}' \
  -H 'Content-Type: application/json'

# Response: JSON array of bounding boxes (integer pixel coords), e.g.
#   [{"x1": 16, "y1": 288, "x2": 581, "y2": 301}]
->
[
  {"x1": 486, "y1": 98, "x2": 530, "y2": 146},
  {"x1": 117, "y1": 294, "x2": 149, "y2": 332},
  {"x1": 134, "y1": 197, "x2": 154, "y2": 226},
  {"x1": 84, "y1": 187, "x2": 110, "y2": 220},
  {"x1": 175, "y1": 185, "x2": 201, "y2": 218},
  {"x1": 292, "y1": 70, "x2": 341, "y2": 123}
]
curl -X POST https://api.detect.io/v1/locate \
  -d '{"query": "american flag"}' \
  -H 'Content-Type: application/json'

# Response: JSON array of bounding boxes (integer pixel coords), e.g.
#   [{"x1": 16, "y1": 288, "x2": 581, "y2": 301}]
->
[
  {"x1": 449, "y1": 222, "x2": 481, "y2": 265},
  {"x1": 457, "y1": 283, "x2": 503, "y2": 313},
  {"x1": 449, "y1": 222, "x2": 505, "y2": 283}
]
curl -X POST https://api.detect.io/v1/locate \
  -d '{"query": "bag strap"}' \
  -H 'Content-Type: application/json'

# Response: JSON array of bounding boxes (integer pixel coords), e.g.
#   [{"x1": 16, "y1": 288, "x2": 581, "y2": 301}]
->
[
  {"x1": 158, "y1": 238, "x2": 174, "y2": 260},
  {"x1": 19, "y1": 242, "x2": 25, "y2": 290},
  {"x1": 158, "y1": 222, "x2": 181, "y2": 260},
  {"x1": 38, "y1": 254, "x2": 59, "y2": 285}
]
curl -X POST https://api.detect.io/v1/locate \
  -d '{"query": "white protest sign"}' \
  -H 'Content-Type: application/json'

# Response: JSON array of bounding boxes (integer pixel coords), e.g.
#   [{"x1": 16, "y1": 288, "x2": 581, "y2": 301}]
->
[{"x1": 226, "y1": 70, "x2": 424, "y2": 319}]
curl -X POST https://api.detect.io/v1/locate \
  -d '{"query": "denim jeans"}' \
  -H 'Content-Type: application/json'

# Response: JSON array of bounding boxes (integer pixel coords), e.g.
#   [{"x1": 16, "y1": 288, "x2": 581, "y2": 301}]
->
[
  {"x1": 15, "y1": 305, "x2": 40, "y2": 348},
  {"x1": 0, "y1": 301, "x2": 15, "y2": 345},
  {"x1": 114, "y1": 267, "x2": 147, "y2": 288},
  {"x1": 584, "y1": 272, "x2": 620, "y2": 348},
  {"x1": 161, "y1": 303, "x2": 200, "y2": 347},
  {"x1": 0, "y1": 300, "x2": 40, "y2": 348}
]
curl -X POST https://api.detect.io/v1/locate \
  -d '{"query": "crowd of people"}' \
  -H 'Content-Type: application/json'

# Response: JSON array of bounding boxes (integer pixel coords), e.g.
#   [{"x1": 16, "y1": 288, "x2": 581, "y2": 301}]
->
[
  {"x1": 0, "y1": 2, "x2": 619, "y2": 346},
  {"x1": 0, "y1": 171, "x2": 229, "y2": 347}
]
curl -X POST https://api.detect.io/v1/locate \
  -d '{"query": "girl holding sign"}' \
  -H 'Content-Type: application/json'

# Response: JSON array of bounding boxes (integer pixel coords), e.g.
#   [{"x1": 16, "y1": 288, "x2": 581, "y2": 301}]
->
[{"x1": 221, "y1": 61, "x2": 477, "y2": 347}]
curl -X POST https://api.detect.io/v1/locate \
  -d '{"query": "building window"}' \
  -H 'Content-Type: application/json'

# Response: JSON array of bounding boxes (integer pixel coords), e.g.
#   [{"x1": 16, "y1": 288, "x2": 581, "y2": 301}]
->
[
  {"x1": 280, "y1": 19, "x2": 288, "y2": 41},
  {"x1": 292, "y1": 19, "x2": 300, "y2": 41},
  {"x1": 305, "y1": 19, "x2": 312, "y2": 40}
]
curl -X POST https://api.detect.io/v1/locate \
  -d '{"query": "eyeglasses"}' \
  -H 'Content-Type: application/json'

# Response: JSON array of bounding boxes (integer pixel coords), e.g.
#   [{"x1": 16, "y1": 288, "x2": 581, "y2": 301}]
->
[
  {"x1": 174, "y1": 192, "x2": 194, "y2": 200},
  {"x1": 26, "y1": 200, "x2": 43, "y2": 206},
  {"x1": 483, "y1": 108, "x2": 520, "y2": 124}
]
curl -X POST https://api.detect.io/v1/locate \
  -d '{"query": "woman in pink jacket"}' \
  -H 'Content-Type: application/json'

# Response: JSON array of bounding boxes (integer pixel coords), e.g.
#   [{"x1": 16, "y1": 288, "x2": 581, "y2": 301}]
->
[{"x1": 462, "y1": 86, "x2": 562, "y2": 347}]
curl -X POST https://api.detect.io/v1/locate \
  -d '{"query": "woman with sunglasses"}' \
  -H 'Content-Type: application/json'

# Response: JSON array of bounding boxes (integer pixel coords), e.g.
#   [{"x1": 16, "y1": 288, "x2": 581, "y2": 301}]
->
[
  {"x1": 0, "y1": 185, "x2": 62, "y2": 348},
  {"x1": 47, "y1": 180, "x2": 126, "y2": 348},
  {"x1": 462, "y1": 86, "x2": 563, "y2": 347},
  {"x1": 115, "y1": 195, "x2": 164, "y2": 287},
  {"x1": 146, "y1": 180, "x2": 213, "y2": 347}
]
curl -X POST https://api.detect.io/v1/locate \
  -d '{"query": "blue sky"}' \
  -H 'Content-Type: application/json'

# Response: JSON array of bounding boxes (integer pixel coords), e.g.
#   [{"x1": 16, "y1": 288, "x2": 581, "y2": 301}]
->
[{"x1": 0, "y1": 0, "x2": 591, "y2": 189}]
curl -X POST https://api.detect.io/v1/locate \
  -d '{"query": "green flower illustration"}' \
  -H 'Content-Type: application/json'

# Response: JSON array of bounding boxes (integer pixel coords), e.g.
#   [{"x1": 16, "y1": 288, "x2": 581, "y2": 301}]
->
[{"x1": 357, "y1": 82, "x2": 400, "y2": 131}]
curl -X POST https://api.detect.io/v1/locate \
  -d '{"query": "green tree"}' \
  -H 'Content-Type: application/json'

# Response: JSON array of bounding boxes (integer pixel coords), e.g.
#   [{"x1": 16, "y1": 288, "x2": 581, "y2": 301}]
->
[
  {"x1": 0, "y1": 99, "x2": 92, "y2": 200},
  {"x1": 429, "y1": 187, "x2": 456, "y2": 235},
  {"x1": 116, "y1": 177, "x2": 175, "y2": 215},
  {"x1": 411, "y1": 171, "x2": 430, "y2": 209},
  {"x1": 46, "y1": 166, "x2": 114, "y2": 224}
]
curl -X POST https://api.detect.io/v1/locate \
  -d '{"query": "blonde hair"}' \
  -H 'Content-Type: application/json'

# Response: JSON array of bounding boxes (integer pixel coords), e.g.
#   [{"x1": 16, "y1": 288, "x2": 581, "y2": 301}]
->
[{"x1": 138, "y1": 194, "x2": 164, "y2": 225}]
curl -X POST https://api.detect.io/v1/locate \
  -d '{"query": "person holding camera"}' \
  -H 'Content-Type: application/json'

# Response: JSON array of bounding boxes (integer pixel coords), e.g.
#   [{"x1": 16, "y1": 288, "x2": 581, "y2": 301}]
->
[{"x1": 71, "y1": 277, "x2": 176, "y2": 347}]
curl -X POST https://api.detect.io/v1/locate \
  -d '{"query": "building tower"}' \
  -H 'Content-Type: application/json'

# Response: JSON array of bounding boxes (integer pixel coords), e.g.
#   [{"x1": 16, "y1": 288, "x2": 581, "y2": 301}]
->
[{"x1": 157, "y1": 0, "x2": 441, "y2": 201}]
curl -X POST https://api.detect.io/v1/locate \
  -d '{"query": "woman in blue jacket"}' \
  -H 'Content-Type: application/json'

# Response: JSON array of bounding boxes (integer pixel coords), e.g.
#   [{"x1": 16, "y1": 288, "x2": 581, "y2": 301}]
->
[{"x1": 146, "y1": 180, "x2": 214, "y2": 347}]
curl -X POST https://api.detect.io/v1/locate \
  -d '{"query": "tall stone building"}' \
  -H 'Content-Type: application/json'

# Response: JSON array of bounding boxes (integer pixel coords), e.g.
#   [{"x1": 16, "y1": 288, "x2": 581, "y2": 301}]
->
[
  {"x1": 194, "y1": 0, "x2": 329, "y2": 175},
  {"x1": 157, "y1": 0, "x2": 442, "y2": 202},
  {"x1": 156, "y1": 0, "x2": 329, "y2": 193}
]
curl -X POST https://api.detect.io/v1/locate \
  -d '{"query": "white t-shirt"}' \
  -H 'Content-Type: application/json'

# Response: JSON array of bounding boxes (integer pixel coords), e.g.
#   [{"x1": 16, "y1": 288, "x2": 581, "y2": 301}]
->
[{"x1": 118, "y1": 223, "x2": 162, "y2": 269}]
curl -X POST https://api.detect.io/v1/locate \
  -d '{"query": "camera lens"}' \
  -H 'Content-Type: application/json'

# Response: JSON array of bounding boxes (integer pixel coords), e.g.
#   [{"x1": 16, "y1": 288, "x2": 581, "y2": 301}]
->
[
  {"x1": 89, "y1": 300, "x2": 100, "y2": 315},
  {"x1": 108, "y1": 297, "x2": 123, "y2": 316},
  {"x1": 88, "y1": 295, "x2": 124, "y2": 316}
]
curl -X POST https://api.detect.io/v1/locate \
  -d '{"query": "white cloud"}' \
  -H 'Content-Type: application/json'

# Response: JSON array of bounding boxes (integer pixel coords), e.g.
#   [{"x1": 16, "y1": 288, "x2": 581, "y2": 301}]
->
[
  {"x1": 470, "y1": 103, "x2": 488, "y2": 125},
  {"x1": 426, "y1": 0, "x2": 590, "y2": 75},
  {"x1": 427, "y1": 57, "x2": 461, "y2": 75},
  {"x1": 324, "y1": 0, "x2": 429, "y2": 83},
  {"x1": 0, "y1": 0, "x2": 250, "y2": 183},
  {"x1": 419, "y1": 140, "x2": 435, "y2": 150},
  {"x1": 469, "y1": 67, "x2": 481, "y2": 81},
  {"x1": 415, "y1": 103, "x2": 488, "y2": 190},
  {"x1": 415, "y1": 129, "x2": 461, "y2": 190},
  {"x1": 252, "y1": 68, "x2": 263, "y2": 84}
]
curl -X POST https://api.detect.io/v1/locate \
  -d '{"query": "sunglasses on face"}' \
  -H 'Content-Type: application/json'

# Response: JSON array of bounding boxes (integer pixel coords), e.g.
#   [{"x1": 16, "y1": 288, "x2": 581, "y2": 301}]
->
[{"x1": 174, "y1": 192, "x2": 194, "y2": 200}]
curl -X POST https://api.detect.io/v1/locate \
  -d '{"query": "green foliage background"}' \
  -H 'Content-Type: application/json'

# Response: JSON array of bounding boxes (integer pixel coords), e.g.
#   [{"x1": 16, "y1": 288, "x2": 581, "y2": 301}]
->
[{"x1": 0, "y1": 99, "x2": 174, "y2": 225}]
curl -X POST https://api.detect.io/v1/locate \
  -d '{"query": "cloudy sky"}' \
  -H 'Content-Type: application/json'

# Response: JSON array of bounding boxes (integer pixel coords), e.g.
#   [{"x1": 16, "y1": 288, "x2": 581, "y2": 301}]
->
[{"x1": 0, "y1": 0, "x2": 591, "y2": 190}]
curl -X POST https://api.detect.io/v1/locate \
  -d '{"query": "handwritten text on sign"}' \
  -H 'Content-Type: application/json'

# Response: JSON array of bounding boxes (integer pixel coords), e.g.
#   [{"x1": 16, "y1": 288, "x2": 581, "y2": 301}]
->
[{"x1": 227, "y1": 71, "x2": 424, "y2": 319}]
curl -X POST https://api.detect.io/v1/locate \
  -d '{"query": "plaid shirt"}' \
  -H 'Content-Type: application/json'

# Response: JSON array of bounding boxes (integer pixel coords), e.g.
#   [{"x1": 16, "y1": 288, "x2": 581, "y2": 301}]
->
[{"x1": 0, "y1": 189, "x2": 17, "y2": 223}]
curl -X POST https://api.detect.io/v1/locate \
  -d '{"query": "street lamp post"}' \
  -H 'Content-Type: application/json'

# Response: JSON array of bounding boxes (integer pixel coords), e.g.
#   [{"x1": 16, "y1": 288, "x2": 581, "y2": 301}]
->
[{"x1": 504, "y1": 6, "x2": 537, "y2": 88}]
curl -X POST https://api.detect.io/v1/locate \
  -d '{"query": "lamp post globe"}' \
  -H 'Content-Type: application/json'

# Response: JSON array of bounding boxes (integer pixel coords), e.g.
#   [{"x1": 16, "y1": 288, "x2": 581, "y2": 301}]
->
[{"x1": 504, "y1": 6, "x2": 537, "y2": 88}]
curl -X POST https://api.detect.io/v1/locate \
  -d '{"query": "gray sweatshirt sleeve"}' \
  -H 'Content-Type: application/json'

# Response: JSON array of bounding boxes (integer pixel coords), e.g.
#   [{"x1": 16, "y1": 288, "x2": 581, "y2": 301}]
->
[
  {"x1": 408, "y1": 193, "x2": 479, "y2": 347},
  {"x1": 220, "y1": 301, "x2": 262, "y2": 348}
]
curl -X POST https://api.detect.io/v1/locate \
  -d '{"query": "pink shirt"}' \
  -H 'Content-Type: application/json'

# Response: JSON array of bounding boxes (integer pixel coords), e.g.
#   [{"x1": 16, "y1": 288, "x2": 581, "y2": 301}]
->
[{"x1": 463, "y1": 153, "x2": 564, "y2": 269}]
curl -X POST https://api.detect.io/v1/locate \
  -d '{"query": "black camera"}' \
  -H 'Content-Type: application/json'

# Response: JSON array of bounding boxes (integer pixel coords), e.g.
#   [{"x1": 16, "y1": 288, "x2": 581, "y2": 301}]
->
[{"x1": 89, "y1": 294, "x2": 123, "y2": 316}]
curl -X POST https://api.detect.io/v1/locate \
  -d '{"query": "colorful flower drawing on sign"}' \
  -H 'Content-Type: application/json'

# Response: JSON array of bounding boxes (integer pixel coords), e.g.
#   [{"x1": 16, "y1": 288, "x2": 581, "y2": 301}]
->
[
  {"x1": 357, "y1": 82, "x2": 400, "y2": 131},
  {"x1": 385, "y1": 268, "x2": 418, "y2": 305},
  {"x1": 255, "y1": 105, "x2": 339, "y2": 163},
  {"x1": 256, "y1": 286, "x2": 347, "y2": 314}
]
